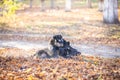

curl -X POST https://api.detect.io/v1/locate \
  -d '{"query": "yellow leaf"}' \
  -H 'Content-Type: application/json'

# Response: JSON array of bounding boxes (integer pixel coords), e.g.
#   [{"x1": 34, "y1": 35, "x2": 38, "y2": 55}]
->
[
  {"x1": 28, "y1": 75, "x2": 34, "y2": 80},
  {"x1": 25, "y1": 68, "x2": 32, "y2": 73},
  {"x1": 52, "y1": 64, "x2": 59, "y2": 74},
  {"x1": 39, "y1": 71, "x2": 46, "y2": 77}
]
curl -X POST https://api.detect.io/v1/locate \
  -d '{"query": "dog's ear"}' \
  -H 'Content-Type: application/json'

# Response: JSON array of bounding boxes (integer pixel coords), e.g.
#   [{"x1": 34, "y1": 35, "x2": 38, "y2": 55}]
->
[
  {"x1": 50, "y1": 39, "x2": 55, "y2": 46},
  {"x1": 53, "y1": 36, "x2": 56, "y2": 39}
]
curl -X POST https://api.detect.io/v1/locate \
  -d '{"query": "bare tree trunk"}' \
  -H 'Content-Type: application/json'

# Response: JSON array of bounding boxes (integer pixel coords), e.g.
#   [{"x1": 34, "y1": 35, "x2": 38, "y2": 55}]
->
[
  {"x1": 41, "y1": 0, "x2": 45, "y2": 11},
  {"x1": 103, "y1": 0, "x2": 119, "y2": 24},
  {"x1": 30, "y1": 0, "x2": 33, "y2": 8},
  {"x1": 86, "y1": 0, "x2": 92, "y2": 8},
  {"x1": 98, "y1": 0, "x2": 104, "y2": 11},
  {"x1": 51, "y1": 0, "x2": 55, "y2": 9},
  {"x1": 65, "y1": 0, "x2": 71, "y2": 12}
]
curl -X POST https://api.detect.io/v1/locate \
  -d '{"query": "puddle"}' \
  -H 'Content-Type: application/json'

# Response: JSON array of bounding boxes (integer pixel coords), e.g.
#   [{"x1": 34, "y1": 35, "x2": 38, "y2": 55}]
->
[{"x1": 0, "y1": 40, "x2": 120, "y2": 58}]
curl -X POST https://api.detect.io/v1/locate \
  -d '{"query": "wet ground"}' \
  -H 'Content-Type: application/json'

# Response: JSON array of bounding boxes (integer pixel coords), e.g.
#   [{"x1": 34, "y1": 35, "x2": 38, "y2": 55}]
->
[{"x1": 0, "y1": 33, "x2": 120, "y2": 58}]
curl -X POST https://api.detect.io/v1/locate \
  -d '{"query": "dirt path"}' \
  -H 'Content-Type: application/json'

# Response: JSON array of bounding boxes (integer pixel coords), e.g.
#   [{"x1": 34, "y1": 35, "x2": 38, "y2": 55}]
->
[{"x1": 0, "y1": 39, "x2": 120, "y2": 58}]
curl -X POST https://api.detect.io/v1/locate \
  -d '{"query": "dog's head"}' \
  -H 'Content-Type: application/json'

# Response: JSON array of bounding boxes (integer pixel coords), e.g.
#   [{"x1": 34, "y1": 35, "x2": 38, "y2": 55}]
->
[{"x1": 50, "y1": 35, "x2": 65, "y2": 48}]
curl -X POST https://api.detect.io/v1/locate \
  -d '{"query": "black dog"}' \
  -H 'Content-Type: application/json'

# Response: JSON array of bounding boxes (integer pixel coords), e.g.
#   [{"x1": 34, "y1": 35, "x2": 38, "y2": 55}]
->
[
  {"x1": 34, "y1": 35, "x2": 81, "y2": 58},
  {"x1": 50, "y1": 35, "x2": 81, "y2": 58}
]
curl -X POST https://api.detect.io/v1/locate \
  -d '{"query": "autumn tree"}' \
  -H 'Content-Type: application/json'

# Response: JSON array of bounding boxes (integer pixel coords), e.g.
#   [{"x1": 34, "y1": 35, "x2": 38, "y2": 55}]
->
[
  {"x1": 86, "y1": 0, "x2": 92, "y2": 8},
  {"x1": 65, "y1": 0, "x2": 71, "y2": 12},
  {"x1": 0, "y1": 0, "x2": 20, "y2": 16},
  {"x1": 103, "y1": 0, "x2": 119, "y2": 24}
]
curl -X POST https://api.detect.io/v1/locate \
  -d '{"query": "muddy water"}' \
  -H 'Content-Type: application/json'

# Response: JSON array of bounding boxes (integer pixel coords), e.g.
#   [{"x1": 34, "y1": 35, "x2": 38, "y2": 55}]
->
[{"x1": 0, "y1": 40, "x2": 120, "y2": 58}]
